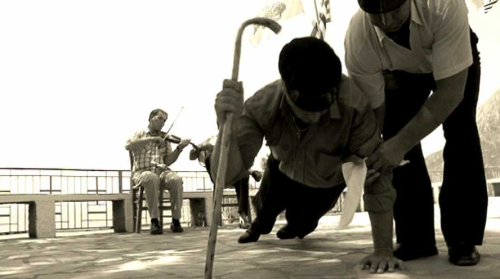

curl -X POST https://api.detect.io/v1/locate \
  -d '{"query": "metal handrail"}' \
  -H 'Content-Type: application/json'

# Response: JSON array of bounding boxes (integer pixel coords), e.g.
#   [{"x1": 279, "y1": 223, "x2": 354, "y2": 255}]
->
[{"x1": 0, "y1": 167, "x2": 260, "y2": 234}]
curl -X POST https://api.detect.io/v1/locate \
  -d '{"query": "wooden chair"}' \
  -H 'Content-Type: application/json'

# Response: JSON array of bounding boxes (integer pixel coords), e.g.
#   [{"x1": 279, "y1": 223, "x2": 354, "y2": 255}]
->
[{"x1": 130, "y1": 152, "x2": 169, "y2": 233}]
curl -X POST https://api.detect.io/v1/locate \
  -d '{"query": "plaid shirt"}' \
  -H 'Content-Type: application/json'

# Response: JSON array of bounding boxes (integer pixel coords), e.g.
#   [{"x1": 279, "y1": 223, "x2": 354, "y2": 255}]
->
[
  {"x1": 128, "y1": 129, "x2": 173, "y2": 173},
  {"x1": 237, "y1": 78, "x2": 383, "y2": 188}
]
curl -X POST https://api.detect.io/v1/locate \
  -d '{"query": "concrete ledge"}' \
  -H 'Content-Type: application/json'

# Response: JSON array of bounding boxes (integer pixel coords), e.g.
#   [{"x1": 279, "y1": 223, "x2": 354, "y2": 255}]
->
[
  {"x1": 164, "y1": 191, "x2": 214, "y2": 226},
  {"x1": 0, "y1": 194, "x2": 133, "y2": 238}
]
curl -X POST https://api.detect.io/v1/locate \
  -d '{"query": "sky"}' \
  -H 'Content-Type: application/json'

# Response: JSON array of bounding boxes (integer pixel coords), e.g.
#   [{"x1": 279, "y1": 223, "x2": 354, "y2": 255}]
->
[{"x1": 0, "y1": 0, "x2": 499, "y2": 172}]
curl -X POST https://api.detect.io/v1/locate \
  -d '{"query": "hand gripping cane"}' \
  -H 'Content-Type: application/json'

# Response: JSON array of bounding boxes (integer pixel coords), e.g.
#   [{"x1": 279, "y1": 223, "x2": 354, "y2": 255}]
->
[{"x1": 204, "y1": 17, "x2": 281, "y2": 279}]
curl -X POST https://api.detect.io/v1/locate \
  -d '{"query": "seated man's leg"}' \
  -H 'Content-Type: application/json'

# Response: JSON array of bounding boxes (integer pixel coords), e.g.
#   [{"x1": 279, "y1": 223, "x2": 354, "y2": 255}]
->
[
  {"x1": 134, "y1": 171, "x2": 163, "y2": 234},
  {"x1": 238, "y1": 156, "x2": 289, "y2": 243},
  {"x1": 161, "y1": 170, "x2": 184, "y2": 232},
  {"x1": 282, "y1": 183, "x2": 346, "y2": 239},
  {"x1": 134, "y1": 171, "x2": 161, "y2": 219}
]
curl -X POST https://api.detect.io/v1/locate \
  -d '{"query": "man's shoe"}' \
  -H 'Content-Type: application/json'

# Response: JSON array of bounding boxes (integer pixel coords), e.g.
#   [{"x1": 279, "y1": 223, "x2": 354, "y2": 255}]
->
[
  {"x1": 238, "y1": 230, "x2": 260, "y2": 243},
  {"x1": 394, "y1": 243, "x2": 438, "y2": 261},
  {"x1": 150, "y1": 222, "x2": 163, "y2": 235},
  {"x1": 448, "y1": 243, "x2": 480, "y2": 266},
  {"x1": 170, "y1": 219, "x2": 184, "y2": 233},
  {"x1": 276, "y1": 224, "x2": 301, "y2": 240}
]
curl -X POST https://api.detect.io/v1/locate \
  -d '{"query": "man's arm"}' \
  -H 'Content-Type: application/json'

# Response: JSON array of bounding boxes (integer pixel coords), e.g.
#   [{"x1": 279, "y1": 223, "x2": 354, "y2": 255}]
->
[
  {"x1": 164, "y1": 146, "x2": 182, "y2": 166},
  {"x1": 374, "y1": 103, "x2": 385, "y2": 134},
  {"x1": 397, "y1": 70, "x2": 466, "y2": 151},
  {"x1": 361, "y1": 172, "x2": 400, "y2": 273},
  {"x1": 346, "y1": 102, "x2": 401, "y2": 272},
  {"x1": 164, "y1": 139, "x2": 191, "y2": 166},
  {"x1": 125, "y1": 136, "x2": 162, "y2": 151},
  {"x1": 211, "y1": 80, "x2": 264, "y2": 185},
  {"x1": 367, "y1": 69, "x2": 467, "y2": 170},
  {"x1": 210, "y1": 133, "x2": 247, "y2": 184}
]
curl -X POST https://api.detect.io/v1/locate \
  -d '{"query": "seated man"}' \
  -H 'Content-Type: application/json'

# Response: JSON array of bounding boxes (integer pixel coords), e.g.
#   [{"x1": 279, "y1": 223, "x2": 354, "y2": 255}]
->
[
  {"x1": 211, "y1": 37, "x2": 402, "y2": 273},
  {"x1": 189, "y1": 138, "x2": 262, "y2": 229},
  {"x1": 125, "y1": 108, "x2": 191, "y2": 234}
]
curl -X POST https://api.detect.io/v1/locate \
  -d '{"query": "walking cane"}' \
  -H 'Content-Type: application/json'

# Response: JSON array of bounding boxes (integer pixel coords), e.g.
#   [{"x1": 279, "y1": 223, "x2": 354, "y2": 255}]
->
[{"x1": 204, "y1": 17, "x2": 281, "y2": 279}]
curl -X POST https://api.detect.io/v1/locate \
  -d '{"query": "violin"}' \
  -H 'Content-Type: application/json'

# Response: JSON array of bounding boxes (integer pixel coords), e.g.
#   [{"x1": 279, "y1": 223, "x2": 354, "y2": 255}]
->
[{"x1": 164, "y1": 134, "x2": 199, "y2": 149}]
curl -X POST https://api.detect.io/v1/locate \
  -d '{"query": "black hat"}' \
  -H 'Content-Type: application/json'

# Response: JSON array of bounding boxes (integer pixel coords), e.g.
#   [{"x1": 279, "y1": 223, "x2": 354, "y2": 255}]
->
[
  {"x1": 358, "y1": 0, "x2": 407, "y2": 14},
  {"x1": 278, "y1": 37, "x2": 341, "y2": 112}
]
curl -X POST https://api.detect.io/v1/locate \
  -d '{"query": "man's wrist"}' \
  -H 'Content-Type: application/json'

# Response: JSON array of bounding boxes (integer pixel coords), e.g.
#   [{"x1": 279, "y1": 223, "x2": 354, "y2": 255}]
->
[
  {"x1": 373, "y1": 248, "x2": 394, "y2": 256},
  {"x1": 392, "y1": 134, "x2": 412, "y2": 155}
]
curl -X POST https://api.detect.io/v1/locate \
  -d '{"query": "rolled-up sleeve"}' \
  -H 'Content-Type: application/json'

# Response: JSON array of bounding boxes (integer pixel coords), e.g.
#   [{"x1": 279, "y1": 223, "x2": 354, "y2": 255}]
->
[
  {"x1": 347, "y1": 61, "x2": 386, "y2": 109},
  {"x1": 432, "y1": 0, "x2": 472, "y2": 81},
  {"x1": 347, "y1": 105, "x2": 396, "y2": 213},
  {"x1": 237, "y1": 109, "x2": 265, "y2": 174},
  {"x1": 344, "y1": 15, "x2": 386, "y2": 109},
  {"x1": 347, "y1": 101, "x2": 381, "y2": 158},
  {"x1": 363, "y1": 171, "x2": 396, "y2": 213}
]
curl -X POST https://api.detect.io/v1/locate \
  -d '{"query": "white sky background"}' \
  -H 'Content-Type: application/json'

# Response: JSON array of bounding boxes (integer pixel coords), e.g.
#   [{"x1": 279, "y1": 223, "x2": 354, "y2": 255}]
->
[{"x1": 0, "y1": 0, "x2": 498, "y2": 171}]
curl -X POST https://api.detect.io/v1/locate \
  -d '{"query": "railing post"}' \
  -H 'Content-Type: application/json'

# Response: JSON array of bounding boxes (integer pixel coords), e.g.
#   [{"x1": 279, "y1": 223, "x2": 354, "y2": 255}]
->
[{"x1": 118, "y1": 171, "x2": 123, "y2": 193}]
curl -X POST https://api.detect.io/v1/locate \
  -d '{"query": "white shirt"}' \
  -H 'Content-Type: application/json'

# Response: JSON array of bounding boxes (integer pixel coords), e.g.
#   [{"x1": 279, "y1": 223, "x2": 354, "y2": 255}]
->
[{"x1": 344, "y1": 0, "x2": 473, "y2": 108}]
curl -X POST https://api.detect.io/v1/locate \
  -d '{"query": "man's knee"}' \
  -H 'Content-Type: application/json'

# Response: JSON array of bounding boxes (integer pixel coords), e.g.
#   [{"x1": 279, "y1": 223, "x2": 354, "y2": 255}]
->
[
  {"x1": 137, "y1": 172, "x2": 160, "y2": 186},
  {"x1": 171, "y1": 176, "x2": 184, "y2": 191},
  {"x1": 162, "y1": 172, "x2": 184, "y2": 191}
]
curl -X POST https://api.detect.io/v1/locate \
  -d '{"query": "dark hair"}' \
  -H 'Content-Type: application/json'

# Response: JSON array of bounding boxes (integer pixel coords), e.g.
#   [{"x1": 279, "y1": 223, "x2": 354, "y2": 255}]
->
[
  {"x1": 149, "y1": 109, "x2": 168, "y2": 121},
  {"x1": 278, "y1": 37, "x2": 341, "y2": 111},
  {"x1": 279, "y1": 37, "x2": 341, "y2": 96},
  {"x1": 358, "y1": 0, "x2": 407, "y2": 14}
]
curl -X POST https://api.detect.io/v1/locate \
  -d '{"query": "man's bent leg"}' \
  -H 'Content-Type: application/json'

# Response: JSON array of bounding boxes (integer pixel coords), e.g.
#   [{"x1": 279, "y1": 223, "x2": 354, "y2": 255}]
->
[
  {"x1": 134, "y1": 171, "x2": 160, "y2": 219},
  {"x1": 235, "y1": 177, "x2": 250, "y2": 217},
  {"x1": 235, "y1": 177, "x2": 251, "y2": 229},
  {"x1": 162, "y1": 171, "x2": 184, "y2": 220},
  {"x1": 285, "y1": 183, "x2": 346, "y2": 239},
  {"x1": 249, "y1": 156, "x2": 289, "y2": 235},
  {"x1": 162, "y1": 171, "x2": 184, "y2": 232},
  {"x1": 239, "y1": 156, "x2": 288, "y2": 243}
]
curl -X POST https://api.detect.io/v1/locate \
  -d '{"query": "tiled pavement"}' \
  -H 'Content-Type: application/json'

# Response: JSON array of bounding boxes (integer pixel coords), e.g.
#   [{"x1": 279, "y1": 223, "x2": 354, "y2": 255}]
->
[{"x1": 1, "y1": 198, "x2": 499, "y2": 279}]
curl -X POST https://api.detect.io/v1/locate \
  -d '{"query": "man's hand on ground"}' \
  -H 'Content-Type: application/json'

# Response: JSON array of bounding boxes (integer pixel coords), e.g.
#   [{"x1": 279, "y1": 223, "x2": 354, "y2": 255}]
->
[{"x1": 359, "y1": 251, "x2": 404, "y2": 274}]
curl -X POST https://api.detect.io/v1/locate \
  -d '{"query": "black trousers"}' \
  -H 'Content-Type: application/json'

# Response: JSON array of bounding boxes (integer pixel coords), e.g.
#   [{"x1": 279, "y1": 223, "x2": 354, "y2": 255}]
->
[
  {"x1": 205, "y1": 153, "x2": 249, "y2": 217},
  {"x1": 250, "y1": 155, "x2": 346, "y2": 237},
  {"x1": 383, "y1": 29, "x2": 488, "y2": 247},
  {"x1": 234, "y1": 177, "x2": 250, "y2": 217}
]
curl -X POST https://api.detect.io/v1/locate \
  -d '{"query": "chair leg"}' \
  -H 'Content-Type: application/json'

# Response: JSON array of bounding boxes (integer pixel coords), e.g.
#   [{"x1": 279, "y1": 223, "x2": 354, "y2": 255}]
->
[
  {"x1": 159, "y1": 189, "x2": 164, "y2": 228},
  {"x1": 136, "y1": 187, "x2": 144, "y2": 233}
]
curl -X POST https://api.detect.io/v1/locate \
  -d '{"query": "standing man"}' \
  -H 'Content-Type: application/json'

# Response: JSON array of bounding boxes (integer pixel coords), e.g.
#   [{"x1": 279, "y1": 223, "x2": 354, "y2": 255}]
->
[
  {"x1": 125, "y1": 109, "x2": 191, "y2": 234},
  {"x1": 212, "y1": 37, "x2": 403, "y2": 274},
  {"x1": 345, "y1": 0, "x2": 488, "y2": 265}
]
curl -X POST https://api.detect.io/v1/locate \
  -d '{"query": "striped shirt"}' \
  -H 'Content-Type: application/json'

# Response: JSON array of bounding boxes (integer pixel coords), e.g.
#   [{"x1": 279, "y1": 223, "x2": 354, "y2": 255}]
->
[{"x1": 128, "y1": 129, "x2": 173, "y2": 173}]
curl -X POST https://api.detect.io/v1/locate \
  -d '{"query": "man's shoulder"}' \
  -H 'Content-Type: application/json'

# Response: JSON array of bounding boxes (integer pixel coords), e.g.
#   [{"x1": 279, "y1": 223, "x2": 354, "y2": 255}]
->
[
  {"x1": 345, "y1": 10, "x2": 378, "y2": 60},
  {"x1": 337, "y1": 75, "x2": 371, "y2": 112},
  {"x1": 244, "y1": 80, "x2": 283, "y2": 116},
  {"x1": 131, "y1": 129, "x2": 148, "y2": 139},
  {"x1": 414, "y1": 0, "x2": 463, "y2": 20},
  {"x1": 346, "y1": 10, "x2": 371, "y2": 42}
]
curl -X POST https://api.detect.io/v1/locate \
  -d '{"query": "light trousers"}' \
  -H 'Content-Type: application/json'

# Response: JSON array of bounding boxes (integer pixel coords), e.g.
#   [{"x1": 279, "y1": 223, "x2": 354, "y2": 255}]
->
[{"x1": 133, "y1": 170, "x2": 184, "y2": 220}]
